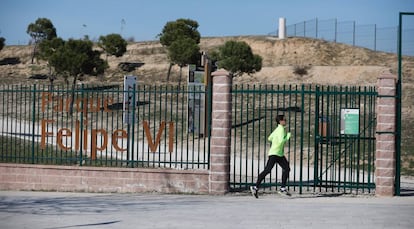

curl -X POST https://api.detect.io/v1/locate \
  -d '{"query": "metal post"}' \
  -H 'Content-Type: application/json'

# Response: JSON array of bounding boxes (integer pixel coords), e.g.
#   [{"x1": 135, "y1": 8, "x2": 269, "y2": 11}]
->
[
  {"x1": 374, "y1": 24, "x2": 377, "y2": 51},
  {"x1": 353, "y1": 21, "x2": 356, "y2": 46},
  {"x1": 80, "y1": 84, "x2": 84, "y2": 165},
  {"x1": 395, "y1": 12, "x2": 414, "y2": 195},
  {"x1": 396, "y1": 13, "x2": 407, "y2": 195},
  {"x1": 314, "y1": 85, "x2": 320, "y2": 190},
  {"x1": 31, "y1": 84, "x2": 36, "y2": 164},
  {"x1": 334, "y1": 18, "x2": 337, "y2": 42},
  {"x1": 299, "y1": 85, "x2": 305, "y2": 194}
]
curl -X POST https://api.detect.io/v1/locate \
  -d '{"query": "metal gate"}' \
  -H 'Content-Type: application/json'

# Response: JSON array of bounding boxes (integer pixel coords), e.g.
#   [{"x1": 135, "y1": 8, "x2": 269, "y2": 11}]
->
[{"x1": 230, "y1": 84, "x2": 377, "y2": 194}]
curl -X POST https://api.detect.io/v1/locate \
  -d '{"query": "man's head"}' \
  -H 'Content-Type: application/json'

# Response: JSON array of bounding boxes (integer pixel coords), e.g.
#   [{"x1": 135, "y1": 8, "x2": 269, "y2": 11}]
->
[{"x1": 276, "y1": 114, "x2": 286, "y2": 125}]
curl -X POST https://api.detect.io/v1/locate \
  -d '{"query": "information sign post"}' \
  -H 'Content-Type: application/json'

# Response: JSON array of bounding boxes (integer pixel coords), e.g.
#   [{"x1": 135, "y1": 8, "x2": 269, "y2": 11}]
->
[{"x1": 340, "y1": 108, "x2": 360, "y2": 135}]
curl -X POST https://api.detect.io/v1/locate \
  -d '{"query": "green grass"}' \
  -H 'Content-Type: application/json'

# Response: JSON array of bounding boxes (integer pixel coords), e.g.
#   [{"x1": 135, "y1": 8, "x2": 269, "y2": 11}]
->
[
  {"x1": 0, "y1": 135, "x2": 79, "y2": 165},
  {"x1": 0, "y1": 136, "x2": 146, "y2": 167}
]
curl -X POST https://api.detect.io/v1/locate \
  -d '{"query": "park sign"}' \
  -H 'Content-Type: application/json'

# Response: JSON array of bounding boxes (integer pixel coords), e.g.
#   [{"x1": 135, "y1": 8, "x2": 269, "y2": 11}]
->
[
  {"x1": 187, "y1": 64, "x2": 205, "y2": 136},
  {"x1": 38, "y1": 77, "x2": 177, "y2": 160},
  {"x1": 340, "y1": 108, "x2": 360, "y2": 135},
  {"x1": 123, "y1": 75, "x2": 137, "y2": 124}
]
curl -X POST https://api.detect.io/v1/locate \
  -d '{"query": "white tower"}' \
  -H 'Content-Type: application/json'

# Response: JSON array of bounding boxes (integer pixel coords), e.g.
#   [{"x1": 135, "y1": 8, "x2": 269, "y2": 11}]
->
[{"x1": 278, "y1": 17, "x2": 286, "y2": 39}]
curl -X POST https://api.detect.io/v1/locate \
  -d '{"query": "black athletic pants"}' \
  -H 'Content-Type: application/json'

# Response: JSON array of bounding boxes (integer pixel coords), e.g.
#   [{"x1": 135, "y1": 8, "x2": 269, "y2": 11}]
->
[{"x1": 255, "y1": 155, "x2": 290, "y2": 188}]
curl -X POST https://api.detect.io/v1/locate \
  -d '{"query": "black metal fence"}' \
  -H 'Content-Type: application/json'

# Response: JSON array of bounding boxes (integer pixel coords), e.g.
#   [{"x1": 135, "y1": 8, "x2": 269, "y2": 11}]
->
[
  {"x1": 231, "y1": 84, "x2": 377, "y2": 194},
  {"x1": 0, "y1": 84, "x2": 209, "y2": 169}
]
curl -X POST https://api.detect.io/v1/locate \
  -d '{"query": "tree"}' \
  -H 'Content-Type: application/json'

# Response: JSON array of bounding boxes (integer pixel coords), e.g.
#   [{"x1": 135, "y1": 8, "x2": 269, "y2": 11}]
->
[
  {"x1": 0, "y1": 37, "x2": 5, "y2": 52},
  {"x1": 159, "y1": 19, "x2": 200, "y2": 46},
  {"x1": 98, "y1": 33, "x2": 127, "y2": 59},
  {"x1": 212, "y1": 40, "x2": 262, "y2": 77},
  {"x1": 168, "y1": 37, "x2": 200, "y2": 85},
  {"x1": 44, "y1": 38, "x2": 108, "y2": 114},
  {"x1": 49, "y1": 39, "x2": 107, "y2": 82},
  {"x1": 158, "y1": 18, "x2": 201, "y2": 82},
  {"x1": 38, "y1": 37, "x2": 65, "y2": 87},
  {"x1": 27, "y1": 18, "x2": 57, "y2": 64}
]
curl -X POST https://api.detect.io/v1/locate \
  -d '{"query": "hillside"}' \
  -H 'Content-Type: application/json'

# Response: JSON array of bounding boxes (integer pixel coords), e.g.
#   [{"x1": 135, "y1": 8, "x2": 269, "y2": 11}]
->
[
  {"x1": 1, "y1": 36, "x2": 414, "y2": 85},
  {"x1": 0, "y1": 36, "x2": 413, "y2": 175}
]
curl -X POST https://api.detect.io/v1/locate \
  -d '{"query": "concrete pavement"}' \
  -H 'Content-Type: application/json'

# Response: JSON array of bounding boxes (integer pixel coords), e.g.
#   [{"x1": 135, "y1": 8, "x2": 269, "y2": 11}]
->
[{"x1": 1, "y1": 190, "x2": 413, "y2": 229}]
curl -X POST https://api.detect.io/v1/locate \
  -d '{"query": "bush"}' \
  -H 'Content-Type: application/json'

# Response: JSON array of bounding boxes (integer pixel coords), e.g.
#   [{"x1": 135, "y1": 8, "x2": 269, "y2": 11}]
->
[{"x1": 293, "y1": 64, "x2": 311, "y2": 77}]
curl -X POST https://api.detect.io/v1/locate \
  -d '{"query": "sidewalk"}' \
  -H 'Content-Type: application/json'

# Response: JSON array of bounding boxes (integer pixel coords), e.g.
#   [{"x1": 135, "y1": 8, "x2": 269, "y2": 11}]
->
[{"x1": 1, "y1": 190, "x2": 413, "y2": 229}]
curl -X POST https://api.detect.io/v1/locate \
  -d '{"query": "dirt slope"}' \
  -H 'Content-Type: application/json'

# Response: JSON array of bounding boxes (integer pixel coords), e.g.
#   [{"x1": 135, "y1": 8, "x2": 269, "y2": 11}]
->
[{"x1": 1, "y1": 36, "x2": 413, "y2": 85}]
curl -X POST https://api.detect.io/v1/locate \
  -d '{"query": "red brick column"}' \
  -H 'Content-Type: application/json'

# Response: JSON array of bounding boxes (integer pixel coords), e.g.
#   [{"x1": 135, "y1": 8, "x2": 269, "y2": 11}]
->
[
  {"x1": 375, "y1": 71, "x2": 397, "y2": 197},
  {"x1": 209, "y1": 69, "x2": 232, "y2": 194}
]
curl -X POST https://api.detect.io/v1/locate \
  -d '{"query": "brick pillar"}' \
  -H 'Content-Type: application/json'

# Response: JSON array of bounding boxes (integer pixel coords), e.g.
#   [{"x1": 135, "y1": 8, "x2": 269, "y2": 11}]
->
[
  {"x1": 375, "y1": 71, "x2": 397, "y2": 197},
  {"x1": 209, "y1": 69, "x2": 232, "y2": 194}
]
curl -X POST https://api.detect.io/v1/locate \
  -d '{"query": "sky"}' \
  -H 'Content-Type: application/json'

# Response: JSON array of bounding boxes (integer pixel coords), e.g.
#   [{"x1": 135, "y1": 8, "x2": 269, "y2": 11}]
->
[{"x1": 1, "y1": 0, "x2": 414, "y2": 45}]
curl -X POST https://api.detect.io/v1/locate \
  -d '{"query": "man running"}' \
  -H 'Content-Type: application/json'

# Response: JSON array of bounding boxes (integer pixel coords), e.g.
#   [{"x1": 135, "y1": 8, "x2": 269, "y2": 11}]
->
[{"x1": 250, "y1": 114, "x2": 291, "y2": 198}]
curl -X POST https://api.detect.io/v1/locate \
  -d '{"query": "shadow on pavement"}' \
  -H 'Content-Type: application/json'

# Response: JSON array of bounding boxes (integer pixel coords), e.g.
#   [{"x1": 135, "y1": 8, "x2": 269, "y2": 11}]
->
[
  {"x1": 400, "y1": 188, "x2": 414, "y2": 197},
  {"x1": 44, "y1": 220, "x2": 121, "y2": 229}
]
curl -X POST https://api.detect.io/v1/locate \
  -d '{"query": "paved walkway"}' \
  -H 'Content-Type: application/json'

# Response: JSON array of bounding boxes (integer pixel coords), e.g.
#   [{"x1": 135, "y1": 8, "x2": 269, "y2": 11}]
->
[{"x1": 1, "y1": 190, "x2": 413, "y2": 229}]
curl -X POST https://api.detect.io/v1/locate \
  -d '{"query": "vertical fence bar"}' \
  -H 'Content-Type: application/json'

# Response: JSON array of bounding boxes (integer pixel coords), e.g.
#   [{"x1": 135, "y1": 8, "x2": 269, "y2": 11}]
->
[
  {"x1": 251, "y1": 85, "x2": 256, "y2": 188},
  {"x1": 1, "y1": 85, "x2": 4, "y2": 160},
  {"x1": 12, "y1": 85, "x2": 17, "y2": 161},
  {"x1": 356, "y1": 87, "x2": 361, "y2": 193},
  {"x1": 319, "y1": 85, "x2": 324, "y2": 191},
  {"x1": 244, "y1": 85, "x2": 249, "y2": 188},
  {"x1": 370, "y1": 86, "x2": 376, "y2": 193},
  {"x1": 256, "y1": 85, "x2": 261, "y2": 187},
  {"x1": 231, "y1": 85, "x2": 236, "y2": 188},
  {"x1": 314, "y1": 85, "x2": 320, "y2": 192},
  {"x1": 20, "y1": 85, "x2": 25, "y2": 162},
  {"x1": 179, "y1": 85, "x2": 184, "y2": 169},
  {"x1": 332, "y1": 86, "x2": 338, "y2": 192},
  {"x1": 287, "y1": 85, "x2": 293, "y2": 191},
  {"x1": 17, "y1": 85, "x2": 22, "y2": 162},
  {"x1": 166, "y1": 85, "x2": 171, "y2": 168},
  {"x1": 207, "y1": 80, "x2": 212, "y2": 169},
  {"x1": 305, "y1": 85, "x2": 311, "y2": 192},
  {"x1": 131, "y1": 85, "x2": 136, "y2": 167},
  {"x1": 6, "y1": 85, "x2": 10, "y2": 160},
  {"x1": 0, "y1": 85, "x2": 2, "y2": 160},
  {"x1": 299, "y1": 85, "x2": 305, "y2": 194},
  {"x1": 31, "y1": 84, "x2": 36, "y2": 164}
]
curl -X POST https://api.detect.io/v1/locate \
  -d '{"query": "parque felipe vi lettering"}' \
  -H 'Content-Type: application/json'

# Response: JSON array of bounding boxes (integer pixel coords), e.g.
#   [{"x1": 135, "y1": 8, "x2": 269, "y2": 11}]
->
[{"x1": 40, "y1": 92, "x2": 174, "y2": 159}]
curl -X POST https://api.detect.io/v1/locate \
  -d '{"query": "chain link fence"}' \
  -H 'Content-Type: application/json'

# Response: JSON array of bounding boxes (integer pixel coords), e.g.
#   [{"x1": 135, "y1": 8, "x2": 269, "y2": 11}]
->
[{"x1": 269, "y1": 18, "x2": 414, "y2": 56}]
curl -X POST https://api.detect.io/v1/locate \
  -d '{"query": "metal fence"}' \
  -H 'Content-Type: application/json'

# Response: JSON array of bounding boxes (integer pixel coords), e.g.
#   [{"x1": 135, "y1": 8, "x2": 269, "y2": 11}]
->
[
  {"x1": 0, "y1": 83, "x2": 379, "y2": 194},
  {"x1": 231, "y1": 84, "x2": 377, "y2": 194},
  {"x1": 0, "y1": 84, "x2": 210, "y2": 169},
  {"x1": 270, "y1": 18, "x2": 414, "y2": 56}
]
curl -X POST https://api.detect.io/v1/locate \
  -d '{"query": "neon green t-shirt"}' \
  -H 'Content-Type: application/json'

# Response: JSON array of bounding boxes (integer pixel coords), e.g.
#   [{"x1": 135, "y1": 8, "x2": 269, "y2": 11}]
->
[{"x1": 267, "y1": 124, "x2": 291, "y2": 157}]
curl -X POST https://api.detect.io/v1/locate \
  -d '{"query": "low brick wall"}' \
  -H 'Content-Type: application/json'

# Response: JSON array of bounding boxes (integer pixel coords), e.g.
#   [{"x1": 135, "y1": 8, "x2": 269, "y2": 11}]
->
[{"x1": 0, "y1": 163, "x2": 209, "y2": 194}]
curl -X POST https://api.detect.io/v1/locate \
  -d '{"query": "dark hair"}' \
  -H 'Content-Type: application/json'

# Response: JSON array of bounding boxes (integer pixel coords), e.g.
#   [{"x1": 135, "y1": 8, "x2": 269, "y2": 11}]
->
[{"x1": 276, "y1": 114, "x2": 285, "y2": 124}]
